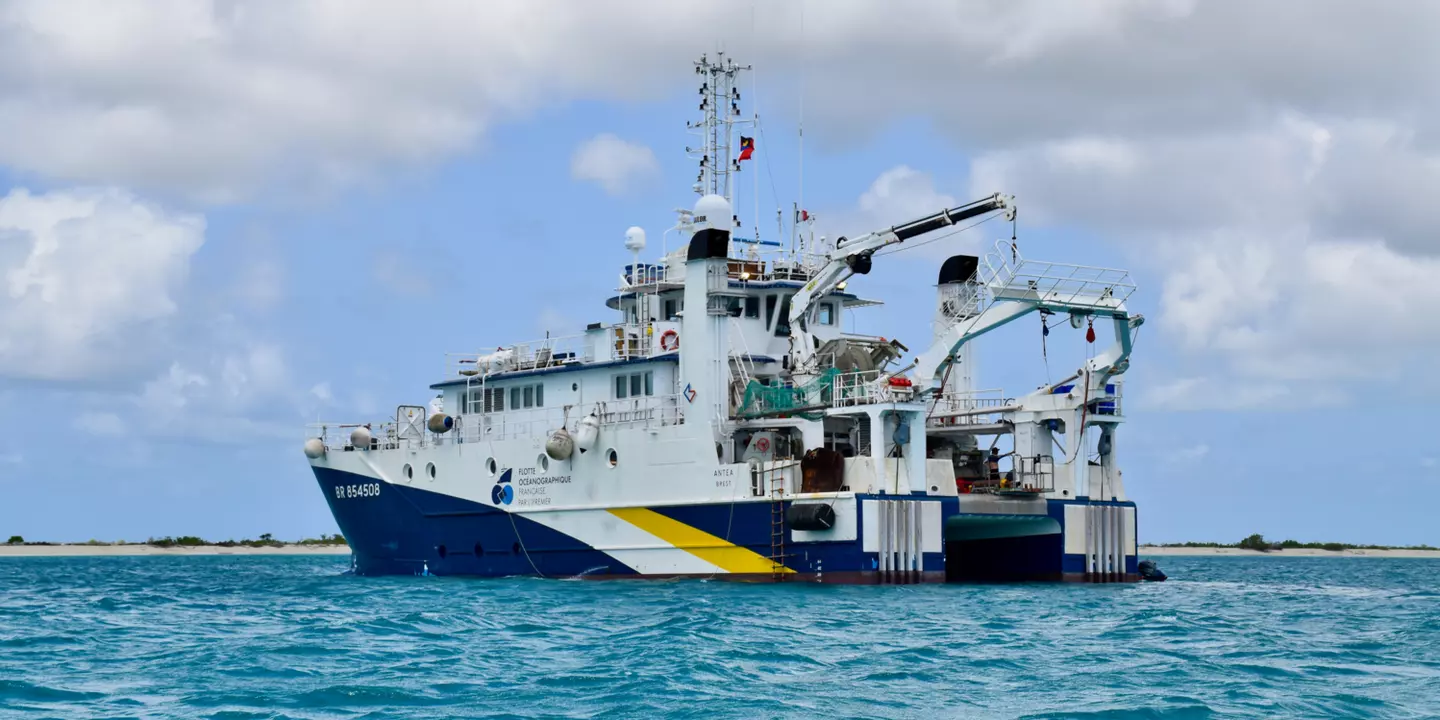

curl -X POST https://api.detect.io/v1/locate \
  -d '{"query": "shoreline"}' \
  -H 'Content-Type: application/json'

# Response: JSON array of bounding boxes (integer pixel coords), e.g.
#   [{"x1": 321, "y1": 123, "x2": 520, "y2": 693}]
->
[
  {"x1": 1142, "y1": 546, "x2": 1440, "y2": 559},
  {"x1": 0, "y1": 544, "x2": 352, "y2": 557},
  {"x1": 4, "y1": 544, "x2": 1437, "y2": 559}
]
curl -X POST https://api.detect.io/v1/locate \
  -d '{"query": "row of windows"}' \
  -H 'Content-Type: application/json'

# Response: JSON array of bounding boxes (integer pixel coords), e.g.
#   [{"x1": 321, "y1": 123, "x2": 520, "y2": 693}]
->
[
  {"x1": 467, "y1": 387, "x2": 505, "y2": 414},
  {"x1": 674, "y1": 293, "x2": 837, "y2": 333},
  {"x1": 465, "y1": 383, "x2": 543, "y2": 414},
  {"x1": 465, "y1": 375, "x2": 657, "y2": 412},
  {"x1": 615, "y1": 371, "x2": 654, "y2": 399}
]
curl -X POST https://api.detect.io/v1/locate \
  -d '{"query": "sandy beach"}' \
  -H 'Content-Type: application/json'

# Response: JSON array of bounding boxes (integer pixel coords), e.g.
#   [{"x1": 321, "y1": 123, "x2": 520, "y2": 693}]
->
[
  {"x1": 1142, "y1": 546, "x2": 1440, "y2": 559},
  {"x1": 0, "y1": 544, "x2": 352, "y2": 557}
]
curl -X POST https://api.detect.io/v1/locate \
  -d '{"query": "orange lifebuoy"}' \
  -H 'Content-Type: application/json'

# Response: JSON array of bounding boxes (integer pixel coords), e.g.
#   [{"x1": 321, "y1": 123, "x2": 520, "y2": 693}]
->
[{"x1": 660, "y1": 329, "x2": 680, "y2": 352}]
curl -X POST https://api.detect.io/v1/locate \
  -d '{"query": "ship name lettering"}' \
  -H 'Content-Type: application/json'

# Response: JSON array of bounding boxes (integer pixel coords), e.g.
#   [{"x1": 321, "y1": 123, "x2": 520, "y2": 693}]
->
[{"x1": 334, "y1": 483, "x2": 380, "y2": 500}]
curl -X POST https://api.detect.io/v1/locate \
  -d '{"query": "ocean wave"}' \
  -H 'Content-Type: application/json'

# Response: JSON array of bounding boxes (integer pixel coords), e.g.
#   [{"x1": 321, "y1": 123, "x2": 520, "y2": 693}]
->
[{"x1": 1, "y1": 555, "x2": 1438, "y2": 718}]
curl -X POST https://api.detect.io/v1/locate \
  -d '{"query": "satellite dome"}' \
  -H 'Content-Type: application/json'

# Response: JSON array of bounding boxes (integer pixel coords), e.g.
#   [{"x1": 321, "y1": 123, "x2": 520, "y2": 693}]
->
[
  {"x1": 625, "y1": 226, "x2": 647, "y2": 252},
  {"x1": 693, "y1": 194, "x2": 731, "y2": 232}
]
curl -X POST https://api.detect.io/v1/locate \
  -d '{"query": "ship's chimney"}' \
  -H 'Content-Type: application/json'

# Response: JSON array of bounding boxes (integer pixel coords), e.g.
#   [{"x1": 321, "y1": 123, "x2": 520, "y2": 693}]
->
[
  {"x1": 934, "y1": 255, "x2": 981, "y2": 400},
  {"x1": 680, "y1": 195, "x2": 733, "y2": 438}
]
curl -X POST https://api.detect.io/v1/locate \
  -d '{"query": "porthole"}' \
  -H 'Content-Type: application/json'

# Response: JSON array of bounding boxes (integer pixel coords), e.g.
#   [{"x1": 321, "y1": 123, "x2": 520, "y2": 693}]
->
[
  {"x1": 473, "y1": 542, "x2": 484, "y2": 556},
  {"x1": 606, "y1": 448, "x2": 619, "y2": 468},
  {"x1": 537, "y1": 454, "x2": 549, "y2": 472},
  {"x1": 572, "y1": 382, "x2": 579, "y2": 391},
  {"x1": 437, "y1": 544, "x2": 448, "y2": 559},
  {"x1": 426, "y1": 462, "x2": 437, "y2": 479},
  {"x1": 486, "y1": 458, "x2": 497, "y2": 476},
  {"x1": 403, "y1": 464, "x2": 413, "y2": 481},
  {"x1": 511, "y1": 542, "x2": 521, "y2": 555}
]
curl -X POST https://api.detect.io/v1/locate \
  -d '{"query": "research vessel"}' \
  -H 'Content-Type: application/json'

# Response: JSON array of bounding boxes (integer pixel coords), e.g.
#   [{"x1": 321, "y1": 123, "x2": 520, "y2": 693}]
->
[{"x1": 304, "y1": 54, "x2": 1144, "y2": 582}]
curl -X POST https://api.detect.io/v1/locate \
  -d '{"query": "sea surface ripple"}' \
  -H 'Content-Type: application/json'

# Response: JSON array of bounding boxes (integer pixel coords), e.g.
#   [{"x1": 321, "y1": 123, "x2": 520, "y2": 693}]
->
[{"x1": 1, "y1": 555, "x2": 1438, "y2": 718}]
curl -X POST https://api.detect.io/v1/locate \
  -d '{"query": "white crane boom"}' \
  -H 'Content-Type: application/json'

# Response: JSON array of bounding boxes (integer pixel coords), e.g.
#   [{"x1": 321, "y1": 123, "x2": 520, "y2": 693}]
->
[{"x1": 786, "y1": 193, "x2": 1015, "y2": 371}]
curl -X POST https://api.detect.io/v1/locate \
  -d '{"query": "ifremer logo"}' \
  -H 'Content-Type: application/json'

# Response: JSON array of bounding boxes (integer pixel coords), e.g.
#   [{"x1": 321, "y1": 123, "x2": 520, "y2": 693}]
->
[{"x1": 490, "y1": 469, "x2": 514, "y2": 505}]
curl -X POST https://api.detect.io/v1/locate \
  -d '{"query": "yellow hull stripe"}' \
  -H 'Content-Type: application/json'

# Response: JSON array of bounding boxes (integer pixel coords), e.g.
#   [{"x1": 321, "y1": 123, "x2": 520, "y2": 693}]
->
[{"x1": 607, "y1": 507, "x2": 795, "y2": 575}]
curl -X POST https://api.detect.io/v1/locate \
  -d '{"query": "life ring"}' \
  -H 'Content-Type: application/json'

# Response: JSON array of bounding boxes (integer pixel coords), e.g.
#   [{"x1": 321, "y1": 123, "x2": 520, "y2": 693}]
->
[{"x1": 659, "y1": 329, "x2": 680, "y2": 352}]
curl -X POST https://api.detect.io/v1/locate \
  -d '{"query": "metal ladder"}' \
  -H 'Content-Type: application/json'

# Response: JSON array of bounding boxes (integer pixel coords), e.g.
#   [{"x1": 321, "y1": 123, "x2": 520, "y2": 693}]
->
[
  {"x1": 856, "y1": 415, "x2": 873, "y2": 457},
  {"x1": 767, "y1": 464, "x2": 788, "y2": 580}
]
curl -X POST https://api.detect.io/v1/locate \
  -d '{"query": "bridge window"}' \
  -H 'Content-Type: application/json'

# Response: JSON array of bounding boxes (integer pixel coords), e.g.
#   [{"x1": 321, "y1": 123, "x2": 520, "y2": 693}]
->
[
  {"x1": 774, "y1": 295, "x2": 792, "y2": 337},
  {"x1": 509, "y1": 383, "x2": 543, "y2": 409},
  {"x1": 615, "y1": 371, "x2": 655, "y2": 399},
  {"x1": 469, "y1": 387, "x2": 505, "y2": 414},
  {"x1": 819, "y1": 303, "x2": 835, "y2": 326},
  {"x1": 765, "y1": 295, "x2": 777, "y2": 329},
  {"x1": 744, "y1": 296, "x2": 760, "y2": 318},
  {"x1": 664, "y1": 298, "x2": 682, "y2": 320}
]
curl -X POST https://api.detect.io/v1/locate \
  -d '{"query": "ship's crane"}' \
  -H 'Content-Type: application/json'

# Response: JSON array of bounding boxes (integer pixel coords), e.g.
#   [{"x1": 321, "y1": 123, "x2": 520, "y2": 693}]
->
[{"x1": 785, "y1": 193, "x2": 1016, "y2": 373}]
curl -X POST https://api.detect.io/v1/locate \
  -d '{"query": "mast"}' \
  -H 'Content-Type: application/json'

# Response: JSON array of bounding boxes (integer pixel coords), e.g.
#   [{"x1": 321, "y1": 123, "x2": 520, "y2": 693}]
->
[{"x1": 687, "y1": 53, "x2": 751, "y2": 248}]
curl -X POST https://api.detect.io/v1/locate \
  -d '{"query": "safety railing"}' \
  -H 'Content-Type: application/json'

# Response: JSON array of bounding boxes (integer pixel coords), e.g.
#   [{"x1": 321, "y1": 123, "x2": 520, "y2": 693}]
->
[
  {"x1": 306, "y1": 394, "x2": 687, "y2": 452},
  {"x1": 621, "y1": 251, "x2": 833, "y2": 292},
  {"x1": 831, "y1": 370, "x2": 919, "y2": 408},
  {"x1": 307, "y1": 421, "x2": 404, "y2": 452},
  {"x1": 445, "y1": 321, "x2": 677, "y2": 380},
  {"x1": 447, "y1": 333, "x2": 593, "y2": 378},
  {"x1": 454, "y1": 393, "x2": 687, "y2": 444},
  {"x1": 980, "y1": 240, "x2": 1134, "y2": 311},
  {"x1": 971, "y1": 454, "x2": 1055, "y2": 495},
  {"x1": 927, "y1": 388, "x2": 1017, "y2": 426}
]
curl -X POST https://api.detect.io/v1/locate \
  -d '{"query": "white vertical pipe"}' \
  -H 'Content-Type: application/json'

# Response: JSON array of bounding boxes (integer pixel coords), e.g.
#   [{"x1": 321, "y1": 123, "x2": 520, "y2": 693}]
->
[
  {"x1": 1110, "y1": 506, "x2": 1120, "y2": 582},
  {"x1": 898, "y1": 504, "x2": 910, "y2": 581},
  {"x1": 1113, "y1": 506, "x2": 1122, "y2": 581},
  {"x1": 904, "y1": 501, "x2": 914, "y2": 580},
  {"x1": 1104, "y1": 506, "x2": 1114, "y2": 582},
  {"x1": 911, "y1": 500, "x2": 921, "y2": 579},
  {"x1": 1106, "y1": 506, "x2": 1115, "y2": 581},
  {"x1": 879, "y1": 501, "x2": 891, "y2": 580},
  {"x1": 1096, "y1": 506, "x2": 1106, "y2": 583},
  {"x1": 1104, "y1": 506, "x2": 1114, "y2": 583},
  {"x1": 1103, "y1": 506, "x2": 1112, "y2": 582},
  {"x1": 1086, "y1": 505, "x2": 1097, "y2": 582}
]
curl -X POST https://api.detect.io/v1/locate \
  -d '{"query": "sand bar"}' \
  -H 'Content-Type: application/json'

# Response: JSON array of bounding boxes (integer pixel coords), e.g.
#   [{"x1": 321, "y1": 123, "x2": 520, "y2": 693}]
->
[
  {"x1": 0, "y1": 544, "x2": 352, "y2": 557},
  {"x1": 1142, "y1": 546, "x2": 1440, "y2": 559}
]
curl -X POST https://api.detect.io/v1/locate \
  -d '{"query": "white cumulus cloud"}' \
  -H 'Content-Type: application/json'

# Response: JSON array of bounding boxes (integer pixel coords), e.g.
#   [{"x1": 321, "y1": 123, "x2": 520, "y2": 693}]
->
[
  {"x1": 570, "y1": 134, "x2": 660, "y2": 196},
  {"x1": 3, "y1": 1, "x2": 1432, "y2": 204},
  {"x1": 0, "y1": 187, "x2": 204, "y2": 380}
]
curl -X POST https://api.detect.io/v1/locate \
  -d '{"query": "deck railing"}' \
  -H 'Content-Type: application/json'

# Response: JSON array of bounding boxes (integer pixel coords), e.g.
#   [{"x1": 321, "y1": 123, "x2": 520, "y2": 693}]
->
[
  {"x1": 927, "y1": 388, "x2": 1017, "y2": 426},
  {"x1": 831, "y1": 370, "x2": 919, "y2": 408},
  {"x1": 445, "y1": 322, "x2": 677, "y2": 380},
  {"x1": 307, "y1": 394, "x2": 687, "y2": 452}
]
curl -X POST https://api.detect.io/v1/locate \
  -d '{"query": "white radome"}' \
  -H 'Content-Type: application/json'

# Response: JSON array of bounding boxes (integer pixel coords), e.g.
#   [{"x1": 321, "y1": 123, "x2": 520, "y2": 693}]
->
[
  {"x1": 693, "y1": 194, "x2": 731, "y2": 232},
  {"x1": 624, "y1": 226, "x2": 647, "y2": 252}
]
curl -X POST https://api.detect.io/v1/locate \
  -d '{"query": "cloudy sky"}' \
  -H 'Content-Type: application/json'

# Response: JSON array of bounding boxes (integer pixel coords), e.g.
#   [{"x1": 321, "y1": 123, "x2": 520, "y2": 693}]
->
[{"x1": 1, "y1": 0, "x2": 1436, "y2": 544}]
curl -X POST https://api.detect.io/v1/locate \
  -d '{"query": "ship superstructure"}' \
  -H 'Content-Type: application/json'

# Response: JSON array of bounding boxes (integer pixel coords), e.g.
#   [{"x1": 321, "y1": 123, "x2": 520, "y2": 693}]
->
[{"x1": 304, "y1": 54, "x2": 1144, "y2": 582}]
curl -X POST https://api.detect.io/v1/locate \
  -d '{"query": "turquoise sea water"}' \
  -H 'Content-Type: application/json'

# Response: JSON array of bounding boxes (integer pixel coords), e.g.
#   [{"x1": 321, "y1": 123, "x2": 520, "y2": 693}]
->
[{"x1": 1, "y1": 555, "x2": 1438, "y2": 719}]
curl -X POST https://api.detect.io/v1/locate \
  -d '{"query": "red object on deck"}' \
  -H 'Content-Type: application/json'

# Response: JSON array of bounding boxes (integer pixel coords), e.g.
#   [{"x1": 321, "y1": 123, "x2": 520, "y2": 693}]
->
[{"x1": 887, "y1": 376, "x2": 913, "y2": 387}]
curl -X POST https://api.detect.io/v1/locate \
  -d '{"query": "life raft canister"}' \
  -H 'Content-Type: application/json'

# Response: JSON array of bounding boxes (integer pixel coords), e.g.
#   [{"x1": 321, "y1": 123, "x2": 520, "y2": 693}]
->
[{"x1": 659, "y1": 329, "x2": 680, "y2": 352}]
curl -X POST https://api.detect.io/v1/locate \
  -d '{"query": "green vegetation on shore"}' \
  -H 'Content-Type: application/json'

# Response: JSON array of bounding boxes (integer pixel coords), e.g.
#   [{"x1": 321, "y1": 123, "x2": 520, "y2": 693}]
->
[
  {"x1": 1156, "y1": 533, "x2": 1437, "y2": 552},
  {"x1": 4, "y1": 533, "x2": 347, "y2": 548}
]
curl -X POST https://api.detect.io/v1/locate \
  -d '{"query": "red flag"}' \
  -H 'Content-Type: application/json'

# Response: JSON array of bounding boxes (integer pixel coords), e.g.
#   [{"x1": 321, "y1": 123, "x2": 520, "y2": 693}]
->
[{"x1": 738, "y1": 136, "x2": 754, "y2": 161}]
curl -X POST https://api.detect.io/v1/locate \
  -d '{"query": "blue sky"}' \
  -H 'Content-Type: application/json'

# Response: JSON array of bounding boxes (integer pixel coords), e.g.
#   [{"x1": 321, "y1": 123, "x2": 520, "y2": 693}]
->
[{"x1": 1, "y1": 1, "x2": 1437, "y2": 544}]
